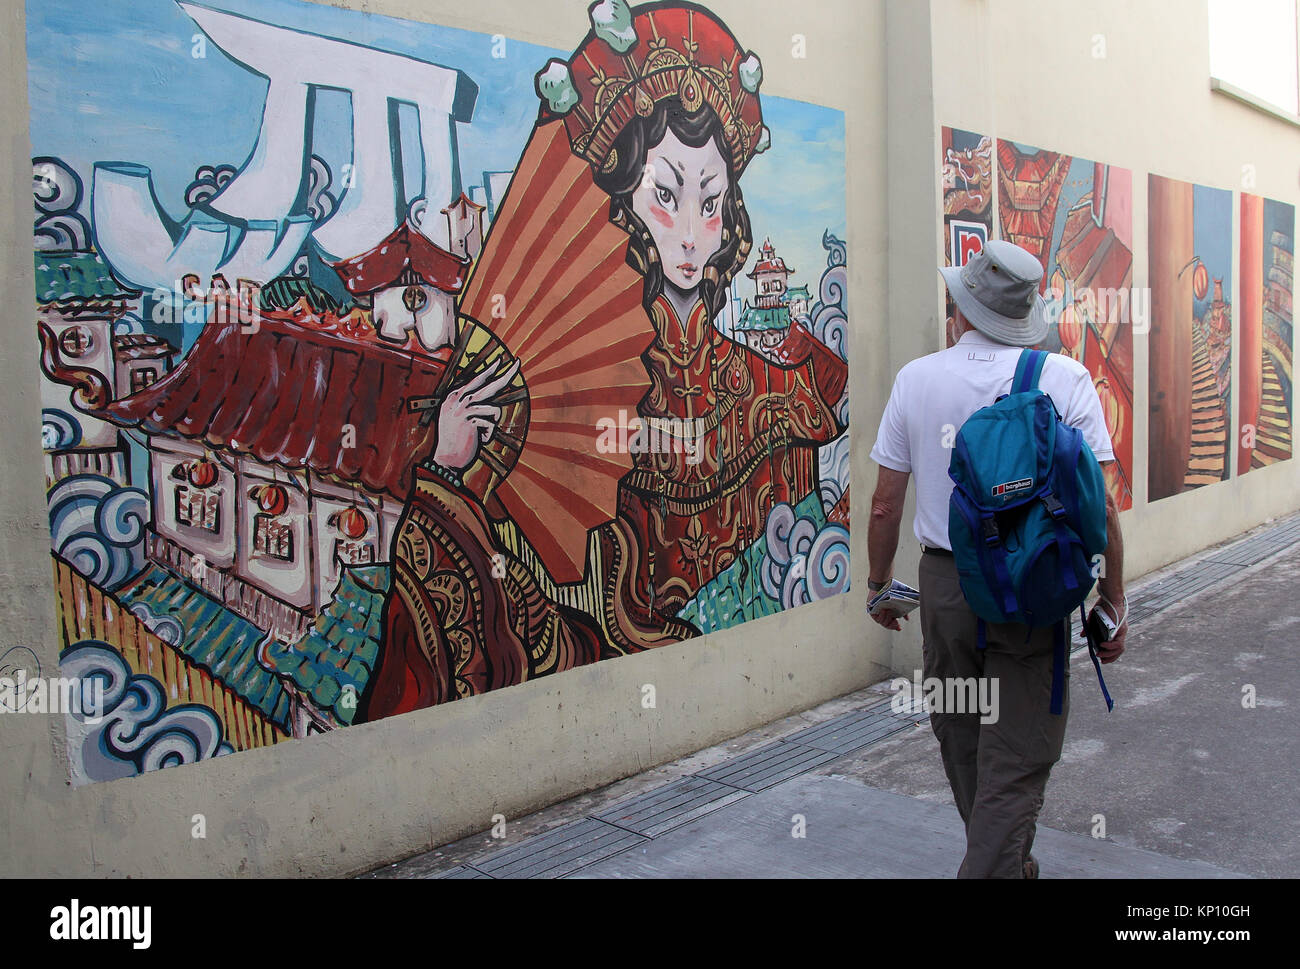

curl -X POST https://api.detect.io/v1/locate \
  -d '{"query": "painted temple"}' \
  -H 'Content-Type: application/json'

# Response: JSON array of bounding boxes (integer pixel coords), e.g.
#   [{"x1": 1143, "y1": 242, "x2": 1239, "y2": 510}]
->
[
  {"x1": 36, "y1": 250, "x2": 178, "y2": 489},
  {"x1": 735, "y1": 240, "x2": 810, "y2": 354}
]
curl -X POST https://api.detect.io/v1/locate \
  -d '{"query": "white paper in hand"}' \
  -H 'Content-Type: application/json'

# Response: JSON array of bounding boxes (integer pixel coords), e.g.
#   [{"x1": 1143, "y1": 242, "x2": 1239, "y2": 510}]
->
[{"x1": 868, "y1": 578, "x2": 921, "y2": 617}]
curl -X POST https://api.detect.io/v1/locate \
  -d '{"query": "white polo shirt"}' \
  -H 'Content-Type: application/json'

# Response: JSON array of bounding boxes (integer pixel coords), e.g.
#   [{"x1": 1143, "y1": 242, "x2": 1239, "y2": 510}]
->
[{"x1": 869, "y1": 328, "x2": 1115, "y2": 550}]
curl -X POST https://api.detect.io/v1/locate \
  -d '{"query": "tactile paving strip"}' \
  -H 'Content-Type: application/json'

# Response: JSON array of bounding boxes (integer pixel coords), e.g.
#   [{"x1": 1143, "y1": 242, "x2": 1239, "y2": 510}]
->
[
  {"x1": 694, "y1": 741, "x2": 840, "y2": 792},
  {"x1": 1124, "y1": 515, "x2": 1300, "y2": 626},
  {"x1": 594, "y1": 776, "x2": 751, "y2": 837},
  {"x1": 1202, "y1": 517, "x2": 1300, "y2": 567},
  {"x1": 430, "y1": 865, "x2": 491, "y2": 879},
  {"x1": 784, "y1": 702, "x2": 919, "y2": 754},
  {"x1": 465, "y1": 818, "x2": 647, "y2": 879}
]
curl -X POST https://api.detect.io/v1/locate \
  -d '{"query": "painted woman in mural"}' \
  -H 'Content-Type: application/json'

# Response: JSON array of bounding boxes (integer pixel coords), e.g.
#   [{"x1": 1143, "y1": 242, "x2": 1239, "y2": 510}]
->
[{"x1": 356, "y1": 0, "x2": 847, "y2": 720}]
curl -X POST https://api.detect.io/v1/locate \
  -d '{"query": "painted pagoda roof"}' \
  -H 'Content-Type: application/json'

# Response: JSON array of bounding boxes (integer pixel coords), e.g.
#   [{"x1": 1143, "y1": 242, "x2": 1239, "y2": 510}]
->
[
  {"x1": 783, "y1": 285, "x2": 812, "y2": 300},
  {"x1": 96, "y1": 311, "x2": 448, "y2": 501},
  {"x1": 747, "y1": 238, "x2": 792, "y2": 277},
  {"x1": 330, "y1": 219, "x2": 470, "y2": 296},
  {"x1": 442, "y1": 192, "x2": 485, "y2": 215},
  {"x1": 263, "y1": 565, "x2": 390, "y2": 726},
  {"x1": 996, "y1": 144, "x2": 1070, "y2": 253},
  {"x1": 117, "y1": 565, "x2": 292, "y2": 728},
  {"x1": 736, "y1": 302, "x2": 791, "y2": 331},
  {"x1": 35, "y1": 249, "x2": 137, "y2": 304}
]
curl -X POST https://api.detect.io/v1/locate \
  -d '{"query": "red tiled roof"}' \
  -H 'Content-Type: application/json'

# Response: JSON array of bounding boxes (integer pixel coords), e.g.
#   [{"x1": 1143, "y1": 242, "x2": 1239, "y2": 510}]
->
[
  {"x1": 330, "y1": 220, "x2": 470, "y2": 297},
  {"x1": 747, "y1": 259, "x2": 790, "y2": 276},
  {"x1": 748, "y1": 239, "x2": 792, "y2": 277},
  {"x1": 97, "y1": 312, "x2": 448, "y2": 500}
]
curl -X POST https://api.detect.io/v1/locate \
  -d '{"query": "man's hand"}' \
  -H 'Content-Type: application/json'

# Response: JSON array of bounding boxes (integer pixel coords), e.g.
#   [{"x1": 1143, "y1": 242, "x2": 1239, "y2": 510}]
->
[
  {"x1": 1090, "y1": 595, "x2": 1127, "y2": 663},
  {"x1": 869, "y1": 606, "x2": 908, "y2": 632}
]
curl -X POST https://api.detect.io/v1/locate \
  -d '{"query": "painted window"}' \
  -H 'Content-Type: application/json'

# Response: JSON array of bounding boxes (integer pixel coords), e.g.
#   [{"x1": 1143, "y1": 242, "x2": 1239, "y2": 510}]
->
[
  {"x1": 131, "y1": 367, "x2": 158, "y2": 392},
  {"x1": 175, "y1": 484, "x2": 221, "y2": 533},
  {"x1": 254, "y1": 514, "x2": 294, "y2": 561}
]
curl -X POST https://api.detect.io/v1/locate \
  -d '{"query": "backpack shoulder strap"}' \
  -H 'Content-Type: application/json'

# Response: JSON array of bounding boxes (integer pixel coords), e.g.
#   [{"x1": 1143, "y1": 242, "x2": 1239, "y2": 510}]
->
[{"x1": 1012, "y1": 348, "x2": 1048, "y2": 394}]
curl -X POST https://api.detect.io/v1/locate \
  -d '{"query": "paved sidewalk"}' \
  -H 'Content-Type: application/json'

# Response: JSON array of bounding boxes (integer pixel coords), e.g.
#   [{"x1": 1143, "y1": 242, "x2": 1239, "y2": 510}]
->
[{"x1": 363, "y1": 512, "x2": 1300, "y2": 879}]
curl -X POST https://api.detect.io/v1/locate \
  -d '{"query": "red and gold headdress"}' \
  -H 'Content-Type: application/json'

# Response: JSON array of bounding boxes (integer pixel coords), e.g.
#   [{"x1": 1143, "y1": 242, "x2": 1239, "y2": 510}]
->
[{"x1": 535, "y1": 0, "x2": 769, "y2": 175}]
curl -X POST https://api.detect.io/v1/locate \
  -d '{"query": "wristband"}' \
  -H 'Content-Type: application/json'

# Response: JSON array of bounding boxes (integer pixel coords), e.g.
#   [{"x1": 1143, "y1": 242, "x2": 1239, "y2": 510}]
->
[{"x1": 1098, "y1": 592, "x2": 1128, "y2": 629}]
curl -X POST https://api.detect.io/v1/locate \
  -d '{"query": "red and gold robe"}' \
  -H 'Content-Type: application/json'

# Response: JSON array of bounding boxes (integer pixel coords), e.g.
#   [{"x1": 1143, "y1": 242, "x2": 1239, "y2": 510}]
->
[{"x1": 356, "y1": 296, "x2": 846, "y2": 720}]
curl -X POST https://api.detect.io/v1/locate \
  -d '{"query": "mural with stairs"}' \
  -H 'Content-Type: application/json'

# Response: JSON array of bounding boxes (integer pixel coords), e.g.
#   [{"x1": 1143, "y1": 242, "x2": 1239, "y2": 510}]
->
[
  {"x1": 1252, "y1": 351, "x2": 1292, "y2": 469},
  {"x1": 1240, "y1": 195, "x2": 1294, "y2": 474},
  {"x1": 1185, "y1": 322, "x2": 1230, "y2": 487},
  {"x1": 1148, "y1": 176, "x2": 1234, "y2": 501}
]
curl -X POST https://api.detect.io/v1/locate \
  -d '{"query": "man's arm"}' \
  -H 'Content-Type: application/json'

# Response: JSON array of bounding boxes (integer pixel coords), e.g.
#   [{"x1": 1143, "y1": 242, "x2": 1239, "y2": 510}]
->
[
  {"x1": 1092, "y1": 473, "x2": 1128, "y2": 662},
  {"x1": 868, "y1": 465, "x2": 910, "y2": 631}
]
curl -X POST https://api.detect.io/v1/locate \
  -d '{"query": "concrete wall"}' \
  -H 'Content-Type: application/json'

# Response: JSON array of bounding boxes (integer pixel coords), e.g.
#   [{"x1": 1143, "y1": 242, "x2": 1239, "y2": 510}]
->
[{"x1": 0, "y1": 0, "x2": 894, "y2": 876}]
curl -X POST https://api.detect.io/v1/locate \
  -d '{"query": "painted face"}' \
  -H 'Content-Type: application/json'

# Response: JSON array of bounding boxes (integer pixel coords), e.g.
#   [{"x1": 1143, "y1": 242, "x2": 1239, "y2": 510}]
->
[{"x1": 631, "y1": 126, "x2": 729, "y2": 293}]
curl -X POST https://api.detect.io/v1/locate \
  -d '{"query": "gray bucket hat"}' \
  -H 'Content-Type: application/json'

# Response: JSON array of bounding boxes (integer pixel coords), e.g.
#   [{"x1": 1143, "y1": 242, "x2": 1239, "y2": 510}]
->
[{"x1": 939, "y1": 239, "x2": 1049, "y2": 347}]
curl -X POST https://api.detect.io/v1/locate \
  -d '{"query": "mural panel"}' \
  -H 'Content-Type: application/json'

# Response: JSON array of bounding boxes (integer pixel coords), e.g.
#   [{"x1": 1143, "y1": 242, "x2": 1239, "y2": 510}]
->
[
  {"x1": 995, "y1": 139, "x2": 1135, "y2": 511},
  {"x1": 1148, "y1": 175, "x2": 1234, "y2": 501},
  {"x1": 28, "y1": 0, "x2": 849, "y2": 782},
  {"x1": 937, "y1": 130, "x2": 1134, "y2": 510},
  {"x1": 940, "y1": 126, "x2": 992, "y2": 347},
  {"x1": 1238, "y1": 194, "x2": 1294, "y2": 473}
]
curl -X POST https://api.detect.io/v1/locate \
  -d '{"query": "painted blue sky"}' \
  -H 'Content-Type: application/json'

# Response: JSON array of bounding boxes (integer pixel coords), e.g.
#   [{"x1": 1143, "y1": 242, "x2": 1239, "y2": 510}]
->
[
  {"x1": 26, "y1": 0, "x2": 845, "y2": 295},
  {"x1": 1262, "y1": 197, "x2": 1295, "y2": 285},
  {"x1": 1193, "y1": 183, "x2": 1233, "y2": 319}
]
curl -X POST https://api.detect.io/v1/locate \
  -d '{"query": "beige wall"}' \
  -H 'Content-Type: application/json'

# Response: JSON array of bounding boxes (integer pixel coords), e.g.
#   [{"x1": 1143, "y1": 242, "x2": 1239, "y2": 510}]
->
[
  {"x1": 928, "y1": 0, "x2": 1300, "y2": 584},
  {"x1": 0, "y1": 0, "x2": 895, "y2": 876}
]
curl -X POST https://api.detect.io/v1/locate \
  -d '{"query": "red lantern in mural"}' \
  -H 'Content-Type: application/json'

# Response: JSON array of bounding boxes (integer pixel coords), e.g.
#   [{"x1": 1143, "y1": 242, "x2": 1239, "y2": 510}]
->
[
  {"x1": 249, "y1": 483, "x2": 290, "y2": 516},
  {"x1": 188, "y1": 458, "x2": 219, "y2": 489},
  {"x1": 1057, "y1": 301, "x2": 1083, "y2": 360},
  {"x1": 1095, "y1": 376, "x2": 1123, "y2": 446},
  {"x1": 329, "y1": 506, "x2": 369, "y2": 540},
  {"x1": 1192, "y1": 260, "x2": 1209, "y2": 301}
]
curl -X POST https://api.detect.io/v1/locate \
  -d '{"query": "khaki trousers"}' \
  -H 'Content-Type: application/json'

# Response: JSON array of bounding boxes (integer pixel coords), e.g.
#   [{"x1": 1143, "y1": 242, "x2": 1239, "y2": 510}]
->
[{"x1": 917, "y1": 551, "x2": 1070, "y2": 878}]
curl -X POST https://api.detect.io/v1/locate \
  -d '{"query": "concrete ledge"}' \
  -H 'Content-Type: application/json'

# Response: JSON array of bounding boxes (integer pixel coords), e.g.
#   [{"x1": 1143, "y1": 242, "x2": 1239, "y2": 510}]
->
[{"x1": 1210, "y1": 77, "x2": 1300, "y2": 129}]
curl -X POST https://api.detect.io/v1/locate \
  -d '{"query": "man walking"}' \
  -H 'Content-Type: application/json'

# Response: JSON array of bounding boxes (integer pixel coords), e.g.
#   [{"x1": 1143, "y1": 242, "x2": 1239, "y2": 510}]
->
[{"x1": 867, "y1": 240, "x2": 1128, "y2": 878}]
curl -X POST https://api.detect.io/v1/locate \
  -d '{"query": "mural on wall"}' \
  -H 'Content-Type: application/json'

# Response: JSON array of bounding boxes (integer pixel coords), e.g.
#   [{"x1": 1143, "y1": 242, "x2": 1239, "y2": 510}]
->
[
  {"x1": 28, "y1": 0, "x2": 849, "y2": 781},
  {"x1": 995, "y1": 139, "x2": 1135, "y2": 511},
  {"x1": 1148, "y1": 175, "x2": 1234, "y2": 501},
  {"x1": 1238, "y1": 195, "x2": 1294, "y2": 474},
  {"x1": 936, "y1": 130, "x2": 1134, "y2": 510},
  {"x1": 940, "y1": 126, "x2": 992, "y2": 347}
]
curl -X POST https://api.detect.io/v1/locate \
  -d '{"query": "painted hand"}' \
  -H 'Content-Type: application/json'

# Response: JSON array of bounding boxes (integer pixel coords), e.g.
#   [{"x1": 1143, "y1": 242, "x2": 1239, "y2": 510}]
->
[{"x1": 432, "y1": 356, "x2": 522, "y2": 472}]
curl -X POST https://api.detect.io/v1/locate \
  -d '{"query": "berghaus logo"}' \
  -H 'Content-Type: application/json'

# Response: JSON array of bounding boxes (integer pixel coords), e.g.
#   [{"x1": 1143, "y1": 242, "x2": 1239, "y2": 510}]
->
[{"x1": 992, "y1": 477, "x2": 1033, "y2": 497}]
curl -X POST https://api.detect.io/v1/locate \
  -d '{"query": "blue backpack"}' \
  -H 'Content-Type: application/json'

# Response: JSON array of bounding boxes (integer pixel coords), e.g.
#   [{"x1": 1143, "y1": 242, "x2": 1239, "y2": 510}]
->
[{"x1": 947, "y1": 349, "x2": 1111, "y2": 714}]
